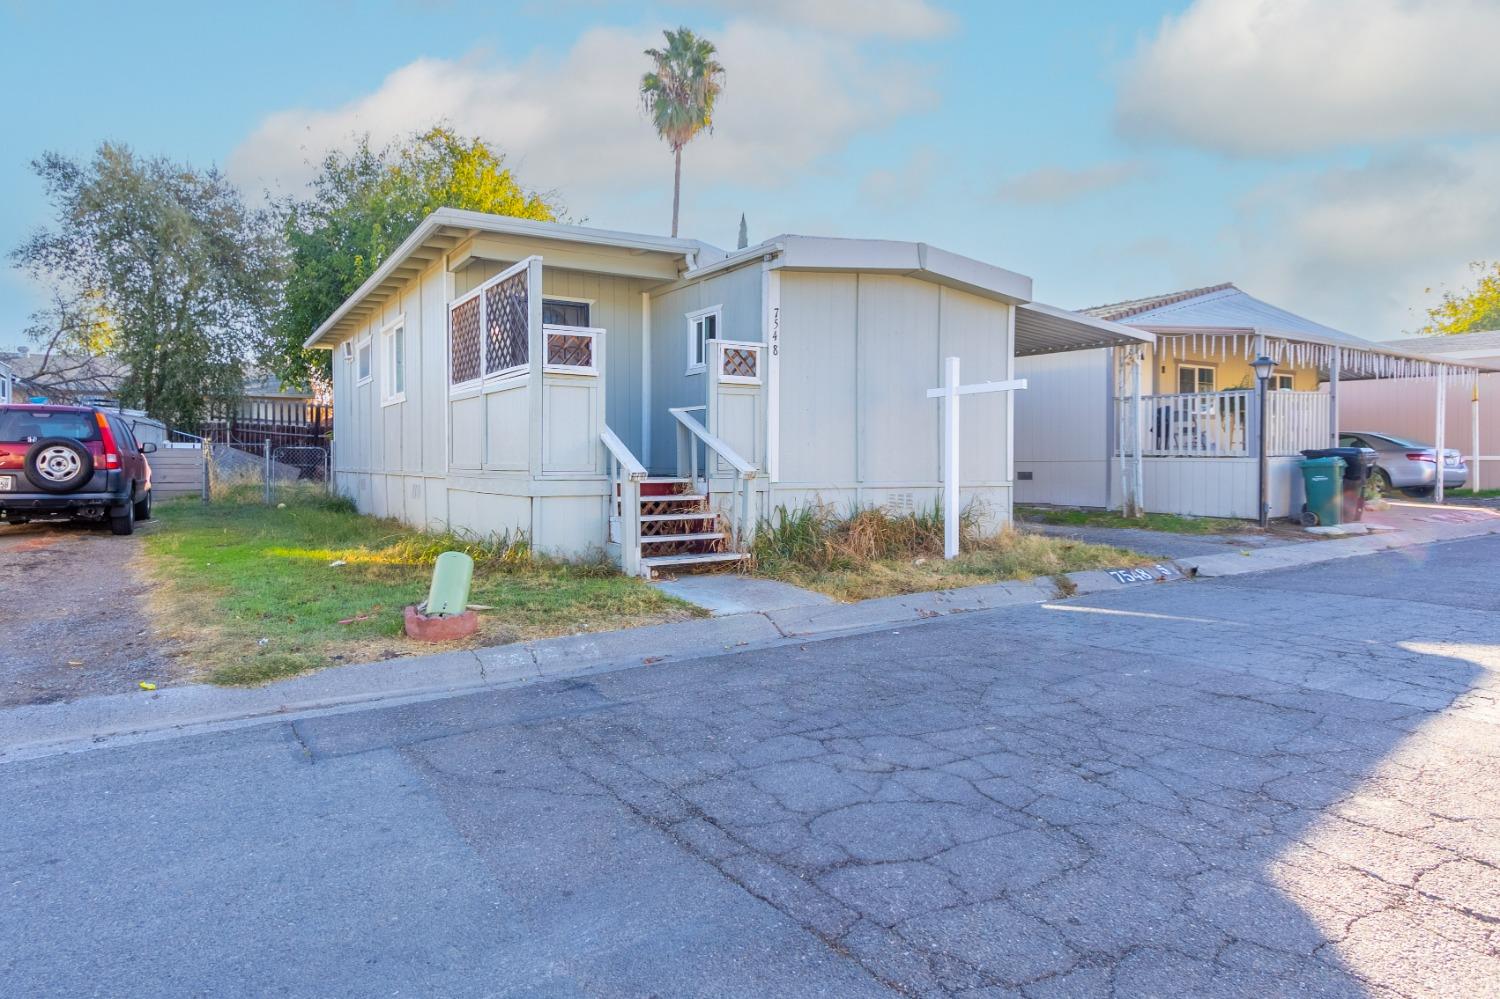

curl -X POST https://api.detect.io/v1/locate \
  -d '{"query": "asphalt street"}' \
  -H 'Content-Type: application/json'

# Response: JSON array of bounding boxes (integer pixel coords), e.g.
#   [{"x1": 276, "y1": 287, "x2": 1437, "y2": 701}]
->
[{"x1": 3, "y1": 537, "x2": 1497, "y2": 997}]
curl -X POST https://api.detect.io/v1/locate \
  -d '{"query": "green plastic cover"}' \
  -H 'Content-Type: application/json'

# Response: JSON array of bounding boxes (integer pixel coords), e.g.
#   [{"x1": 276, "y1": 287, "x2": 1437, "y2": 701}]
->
[{"x1": 425, "y1": 551, "x2": 475, "y2": 617}]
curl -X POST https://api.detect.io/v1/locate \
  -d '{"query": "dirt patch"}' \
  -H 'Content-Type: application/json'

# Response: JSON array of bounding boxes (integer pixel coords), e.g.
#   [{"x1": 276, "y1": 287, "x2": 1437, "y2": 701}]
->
[{"x1": 0, "y1": 521, "x2": 178, "y2": 707}]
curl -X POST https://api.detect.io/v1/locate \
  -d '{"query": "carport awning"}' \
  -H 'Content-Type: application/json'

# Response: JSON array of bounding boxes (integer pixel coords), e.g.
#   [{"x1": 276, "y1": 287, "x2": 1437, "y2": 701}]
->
[{"x1": 1016, "y1": 302, "x2": 1155, "y2": 356}]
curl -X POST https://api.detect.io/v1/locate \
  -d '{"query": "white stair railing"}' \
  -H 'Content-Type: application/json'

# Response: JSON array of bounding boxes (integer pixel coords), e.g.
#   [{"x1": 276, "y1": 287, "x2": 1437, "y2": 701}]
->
[
  {"x1": 669, "y1": 406, "x2": 757, "y2": 547},
  {"x1": 601, "y1": 426, "x2": 647, "y2": 577}
]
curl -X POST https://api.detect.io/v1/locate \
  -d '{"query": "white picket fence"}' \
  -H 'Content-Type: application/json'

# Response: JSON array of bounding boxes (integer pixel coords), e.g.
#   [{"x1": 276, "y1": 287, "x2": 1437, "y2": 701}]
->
[{"x1": 1118, "y1": 389, "x2": 1330, "y2": 458}]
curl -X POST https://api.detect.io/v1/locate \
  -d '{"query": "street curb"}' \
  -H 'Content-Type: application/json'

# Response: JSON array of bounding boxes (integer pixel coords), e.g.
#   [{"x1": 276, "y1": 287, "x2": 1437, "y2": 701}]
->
[{"x1": 3, "y1": 515, "x2": 1496, "y2": 763}]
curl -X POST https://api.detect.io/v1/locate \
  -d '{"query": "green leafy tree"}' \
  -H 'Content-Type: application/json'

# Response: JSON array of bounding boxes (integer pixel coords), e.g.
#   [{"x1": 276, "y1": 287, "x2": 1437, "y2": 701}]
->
[
  {"x1": 11, "y1": 144, "x2": 281, "y2": 428},
  {"x1": 271, "y1": 126, "x2": 559, "y2": 387},
  {"x1": 640, "y1": 28, "x2": 725, "y2": 237},
  {"x1": 1419, "y1": 261, "x2": 1500, "y2": 335}
]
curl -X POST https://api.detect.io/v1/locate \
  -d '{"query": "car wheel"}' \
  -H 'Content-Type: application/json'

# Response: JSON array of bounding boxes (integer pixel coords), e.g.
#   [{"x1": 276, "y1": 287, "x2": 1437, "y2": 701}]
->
[
  {"x1": 5, "y1": 518, "x2": 29, "y2": 526},
  {"x1": 23, "y1": 437, "x2": 94, "y2": 494},
  {"x1": 110, "y1": 496, "x2": 136, "y2": 536},
  {"x1": 1404, "y1": 485, "x2": 1434, "y2": 498},
  {"x1": 1372, "y1": 468, "x2": 1394, "y2": 496},
  {"x1": 134, "y1": 489, "x2": 152, "y2": 522}
]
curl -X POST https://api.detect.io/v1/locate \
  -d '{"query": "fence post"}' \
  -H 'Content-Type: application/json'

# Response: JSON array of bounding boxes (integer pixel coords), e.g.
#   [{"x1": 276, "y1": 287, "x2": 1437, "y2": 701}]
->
[
  {"x1": 263, "y1": 438, "x2": 272, "y2": 505},
  {"x1": 202, "y1": 437, "x2": 212, "y2": 503}
]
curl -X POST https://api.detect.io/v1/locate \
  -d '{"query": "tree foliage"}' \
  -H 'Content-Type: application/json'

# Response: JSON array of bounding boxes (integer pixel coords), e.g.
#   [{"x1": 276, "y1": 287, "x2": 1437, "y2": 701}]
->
[
  {"x1": 270, "y1": 126, "x2": 559, "y2": 387},
  {"x1": 640, "y1": 28, "x2": 725, "y2": 237},
  {"x1": 1420, "y1": 260, "x2": 1500, "y2": 336},
  {"x1": 11, "y1": 144, "x2": 281, "y2": 428}
]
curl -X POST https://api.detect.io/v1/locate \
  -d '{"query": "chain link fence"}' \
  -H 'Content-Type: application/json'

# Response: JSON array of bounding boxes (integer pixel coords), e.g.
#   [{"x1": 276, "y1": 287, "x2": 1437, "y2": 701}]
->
[{"x1": 203, "y1": 433, "x2": 332, "y2": 504}]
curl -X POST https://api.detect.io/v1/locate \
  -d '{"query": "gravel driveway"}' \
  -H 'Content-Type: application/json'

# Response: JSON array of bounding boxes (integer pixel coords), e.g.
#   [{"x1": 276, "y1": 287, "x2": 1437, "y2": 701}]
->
[{"x1": 0, "y1": 522, "x2": 172, "y2": 706}]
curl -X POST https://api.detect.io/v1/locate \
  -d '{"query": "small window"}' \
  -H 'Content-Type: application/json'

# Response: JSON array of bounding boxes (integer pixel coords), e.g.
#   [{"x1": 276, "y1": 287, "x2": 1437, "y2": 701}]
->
[
  {"x1": 381, "y1": 319, "x2": 406, "y2": 405},
  {"x1": 356, "y1": 337, "x2": 372, "y2": 386},
  {"x1": 542, "y1": 299, "x2": 590, "y2": 327},
  {"x1": 686, "y1": 306, "x2": 721, "y2": 373},
  {"x1": 1176, "y1": 364, "x2": 1214, "y2": 394},
  {"x1": 1270, "y1": 372, "x2": 1295, "y2": 391}
]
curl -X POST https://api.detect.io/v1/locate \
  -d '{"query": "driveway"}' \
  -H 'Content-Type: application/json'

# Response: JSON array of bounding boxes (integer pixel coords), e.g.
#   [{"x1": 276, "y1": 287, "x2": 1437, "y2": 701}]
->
[
  {"x1": 2, "y1": 538, "x2": 1497, "y2": 996},
  {"x1": 0, "y1": 521, "x2": 172, "y2": 706}
]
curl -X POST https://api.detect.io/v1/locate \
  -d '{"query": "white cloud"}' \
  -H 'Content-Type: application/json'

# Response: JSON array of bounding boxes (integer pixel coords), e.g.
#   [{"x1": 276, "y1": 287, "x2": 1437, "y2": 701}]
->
[
  {"x1": 697, "y1": 0, "x2": 955, "y2": 39},
  {"x1": 996, "y1": 161, "x2": 1150, "y2": 204},
  {"x1": 1230, "y1": 143, "x2": 1500, "y2": 336},
  {"x1": 227, "y1": 22, "x2": 931, "y2": 232},
  {"x1": 1117, "y1": 0, "x2": 1500, "y2": 155}
]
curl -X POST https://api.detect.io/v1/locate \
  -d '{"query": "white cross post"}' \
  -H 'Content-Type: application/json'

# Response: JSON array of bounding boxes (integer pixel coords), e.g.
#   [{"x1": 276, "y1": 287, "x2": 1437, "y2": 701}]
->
[{"x1": 926, "y1": 356, "x2": 1028, "y2": 559}]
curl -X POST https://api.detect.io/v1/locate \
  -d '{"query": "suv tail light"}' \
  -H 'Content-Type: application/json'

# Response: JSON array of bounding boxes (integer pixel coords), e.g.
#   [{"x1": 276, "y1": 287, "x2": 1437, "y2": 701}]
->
[
  {"x1": 1406, "y1": 451, "x2": 1436, "y2": 463},
  {"x1": 94, "y1": 411, "x2": 121, "y2": 470}
]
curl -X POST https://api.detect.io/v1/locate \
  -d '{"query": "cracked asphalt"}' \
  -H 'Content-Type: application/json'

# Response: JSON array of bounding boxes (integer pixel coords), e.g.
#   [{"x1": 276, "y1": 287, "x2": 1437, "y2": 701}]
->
[{"x1": 3, "y1": 538, "x2": 1498, "y2": 997}]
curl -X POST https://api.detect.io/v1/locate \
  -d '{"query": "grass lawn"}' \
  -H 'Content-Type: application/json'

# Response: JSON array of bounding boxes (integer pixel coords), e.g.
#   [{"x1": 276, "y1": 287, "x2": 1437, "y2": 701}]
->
[
  {"x1": 1016, "y1": 504, "x2": 1246, "y2": 535},
  {"x1": 140, "y1": 495, "x2": 700, "y2": 686},
  {"x1": 752, "y1": 505, "x2": 1152, "y2": 602},
  {"x1": 1448, "y1": 488, "x2": 1500, "y2": 499}
]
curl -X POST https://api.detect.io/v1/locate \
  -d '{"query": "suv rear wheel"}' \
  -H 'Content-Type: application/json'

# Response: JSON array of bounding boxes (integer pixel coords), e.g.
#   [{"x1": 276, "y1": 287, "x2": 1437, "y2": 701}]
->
[
  {"x1": 24, "y1": 437, "x2": 93, "y2": 494},
  {"x1": 110, "y1": 493, "x2": 136, "y2": 536},
  {"x1": 133, "y1": 489, "x2": 152, "y2": 522}
]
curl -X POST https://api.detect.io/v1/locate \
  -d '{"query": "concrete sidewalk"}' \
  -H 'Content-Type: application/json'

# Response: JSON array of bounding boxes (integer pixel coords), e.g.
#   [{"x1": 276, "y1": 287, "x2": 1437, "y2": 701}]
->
[{"x1": 3, "y1": 505, "x2": 1497, "y2": 763}]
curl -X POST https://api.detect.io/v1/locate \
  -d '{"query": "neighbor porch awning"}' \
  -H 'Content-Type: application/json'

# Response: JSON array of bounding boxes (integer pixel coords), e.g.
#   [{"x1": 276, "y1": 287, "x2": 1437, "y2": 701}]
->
[{"x1": 1015, "y1": 302, "x2": 1155, "y2": 356}]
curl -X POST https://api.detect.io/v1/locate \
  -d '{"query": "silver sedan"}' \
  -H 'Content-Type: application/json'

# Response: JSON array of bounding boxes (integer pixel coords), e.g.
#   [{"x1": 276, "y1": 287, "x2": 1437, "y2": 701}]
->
[{"x1": 1339, "y1": 431, "x2": 1468, "y2": 496}]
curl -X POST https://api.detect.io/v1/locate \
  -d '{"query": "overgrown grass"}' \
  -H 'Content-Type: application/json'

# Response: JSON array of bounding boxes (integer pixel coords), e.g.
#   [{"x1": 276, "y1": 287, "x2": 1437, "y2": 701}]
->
[
  {"x1": 1016, "y1": 505, "x2": 1246, "y2": 535},
  {"x1": 751, "y1": 503, "x2": 1151, "y2": 602},
  {"x1": 139, "y1": 496, "x2": 699, "y2": 686}
]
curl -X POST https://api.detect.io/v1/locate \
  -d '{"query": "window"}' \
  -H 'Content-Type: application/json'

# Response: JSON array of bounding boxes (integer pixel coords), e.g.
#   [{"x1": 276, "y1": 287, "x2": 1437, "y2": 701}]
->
[
  {"x1": 381, "y1": 318, "x2": 406, "y2": 405},
  {"x1": 355, "y1": 336, "x2": 372, "y2": 386},
  {"x1": 1270, "y1": 372, "x2": 1295, "y2": 391},
  {"x1": 542, "y1": 298, "x2": 591, "y2": 327},
  {"x1": 1176, "y1": 363, "x2": 1214, "y2": 394},
  {"x1": 686, "y1": 305, "x2": 721, "y2": 373}
]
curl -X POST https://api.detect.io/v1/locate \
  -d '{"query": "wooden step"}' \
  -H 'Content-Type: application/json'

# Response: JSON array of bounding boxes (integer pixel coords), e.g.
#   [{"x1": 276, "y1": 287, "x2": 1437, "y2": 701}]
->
[
  {"x1": 640, "y1": 512, "x2": 716, "y2": 522},
  {"x1": 640, "y1": 493, "x2": 706, "y2": 504},
  {"x1": 641, "y1": 551, "x2": 749, "y2": 571},
  {"x1": 641, "y1": 477, "x2": 692, "y2": 484},
  {"x1": 640, "y1": 531, "x2": 724, "y2": 545}
]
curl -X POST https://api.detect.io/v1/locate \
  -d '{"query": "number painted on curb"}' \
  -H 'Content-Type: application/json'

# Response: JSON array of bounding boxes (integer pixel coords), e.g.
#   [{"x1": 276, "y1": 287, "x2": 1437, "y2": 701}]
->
[{"x1": 1106, "y1": 564, "x2": 1180, "y2": 584}]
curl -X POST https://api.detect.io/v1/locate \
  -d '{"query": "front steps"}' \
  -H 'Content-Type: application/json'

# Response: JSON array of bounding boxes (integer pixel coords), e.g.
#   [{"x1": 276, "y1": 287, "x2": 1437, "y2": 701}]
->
[{"x1": 635, "y1": 478, "x2": 749, "y2": 578}]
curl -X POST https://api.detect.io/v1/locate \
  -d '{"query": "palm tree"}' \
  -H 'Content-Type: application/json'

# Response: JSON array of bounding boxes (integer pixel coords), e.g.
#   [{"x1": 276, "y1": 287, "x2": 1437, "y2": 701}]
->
[{"x1": 640, "y1": 28, "x2": 725, "y2": 237}]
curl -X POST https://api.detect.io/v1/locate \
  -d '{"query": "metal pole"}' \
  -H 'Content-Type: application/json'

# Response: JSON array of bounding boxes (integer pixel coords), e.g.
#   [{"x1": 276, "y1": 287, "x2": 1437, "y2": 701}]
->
[
  {"x1": 1132, "y1": 347, "x2": 1144, "y2": 517},
  {"x1": 1257, "y1": 377, "x2": 1269, "y2": 528},
  {"x1": 1328, "y1": 346, "x2": 1341, "y2": 447},
  {"x1": 1435, "y1": 369, "x2": 1447, "y2": 504},
  {"x1": 1472, "y1": 377, "x2": 1481, "y2": 494},
  {"x1": 943, "y1": 356, "x2": 961, "y2": 560},
  {"x1": 263, "y1": 438, "x2": 272, "y2": 505},
  {"x1": 201, "y1": 436, "x2": 211, "y2": 503}
]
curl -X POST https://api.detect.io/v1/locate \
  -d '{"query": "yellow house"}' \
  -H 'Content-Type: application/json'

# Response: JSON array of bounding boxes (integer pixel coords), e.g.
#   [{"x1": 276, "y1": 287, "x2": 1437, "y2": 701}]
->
[{"x1": 1016, "y1": 284, "x2": 1481, "y2": 519}]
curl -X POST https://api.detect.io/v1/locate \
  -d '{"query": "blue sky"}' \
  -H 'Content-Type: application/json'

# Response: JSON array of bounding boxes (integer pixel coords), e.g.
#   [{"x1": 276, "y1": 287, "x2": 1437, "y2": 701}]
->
[{"x1": 4, "y1": 0, "x2": 1498, "y2": 349}]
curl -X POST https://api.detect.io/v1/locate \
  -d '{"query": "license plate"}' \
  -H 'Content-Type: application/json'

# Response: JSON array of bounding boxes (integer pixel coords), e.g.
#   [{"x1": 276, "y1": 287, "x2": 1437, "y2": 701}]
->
[
  {"x1": 0, "y1": 475, "x2": 12, "y2": 491},
  {"x1": 1445, "y1": 455, "x2": 1459, "y2": 467}
]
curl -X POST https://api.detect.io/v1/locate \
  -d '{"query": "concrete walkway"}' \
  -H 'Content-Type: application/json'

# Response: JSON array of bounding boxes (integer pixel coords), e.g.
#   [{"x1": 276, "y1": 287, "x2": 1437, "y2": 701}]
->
[
  {"x1": 652, "y1": 574, "x2": 834, "y2": 617},
  {"x1": 2, "y1": 503, "x2": 1497, "y2": 763}
]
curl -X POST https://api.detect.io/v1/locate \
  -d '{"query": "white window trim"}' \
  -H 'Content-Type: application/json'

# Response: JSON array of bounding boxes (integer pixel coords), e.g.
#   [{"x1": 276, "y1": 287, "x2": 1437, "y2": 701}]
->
[
  {"x1": 542, "y1": 294, "x2": 595, "y2": 323},
  {"x1": 1270, "y1": 370, "x2": 1296, "y2": 391},
  {"x1": 1176, "y1": 362, "x2": 1214, "y2": 394},
  {"x1": 685, "y1": 304, "x2": 722, "y2": 375},
  {"x1": 380, "y1": 314, "x2": 407, "y2": 407},
  {"x1": 355, "y1": 334, "x2": 373, "y2": 387}
]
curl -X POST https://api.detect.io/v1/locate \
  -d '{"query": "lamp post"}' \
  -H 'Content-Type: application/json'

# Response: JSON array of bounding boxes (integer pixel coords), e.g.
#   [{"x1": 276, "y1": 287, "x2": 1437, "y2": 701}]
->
[{"x1": 1252, "y1": 354, "x2": 1275, "y2": 528}]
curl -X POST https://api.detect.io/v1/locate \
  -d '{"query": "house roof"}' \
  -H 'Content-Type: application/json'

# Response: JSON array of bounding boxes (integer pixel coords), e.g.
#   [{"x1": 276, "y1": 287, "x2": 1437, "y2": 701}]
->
[
  {"x1": 1381, "y1": 330, "x2": 1500, "y2": 360},
  {"x1": 308, "y1": 208, "x2": 1067, "y2": 351},
  {"x1": 1083, "y1": 283, "x2": 1368, "y2": 346},
  {"x1": 0, "y1": 350, "x2": 127, "y2": 397},
  {"x1": 1081, "y1": 284, "x2": 1493, "y2": 381},
  {"x1": 305, "y1": 209, "x2": 713, "y2": 349}
]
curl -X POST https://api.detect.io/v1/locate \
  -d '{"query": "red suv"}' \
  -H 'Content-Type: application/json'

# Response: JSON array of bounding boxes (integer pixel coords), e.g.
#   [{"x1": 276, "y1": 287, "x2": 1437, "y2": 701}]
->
[{"x1": 0, "y1": 404, "x2": 155, "y2": 535}]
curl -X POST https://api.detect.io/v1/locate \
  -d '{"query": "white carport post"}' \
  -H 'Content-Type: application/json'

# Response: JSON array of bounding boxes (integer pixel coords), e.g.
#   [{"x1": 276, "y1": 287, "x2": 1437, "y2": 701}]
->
[
  {"x1": 1327, "y1": 346, "x2": 1341, "y2": 446},
  {"x1": 1473, "y1": 377, "x2": 1482, "y2": 493},
  {"x1": 1435, "y1": 367, "x2": 1447, "y2": 504}
]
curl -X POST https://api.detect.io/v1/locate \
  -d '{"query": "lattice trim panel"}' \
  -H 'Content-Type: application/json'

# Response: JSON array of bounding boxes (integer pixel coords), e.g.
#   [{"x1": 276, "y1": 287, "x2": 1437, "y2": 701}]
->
[
  {"x1": 485, "y1": 271, "x2": 529, "y2": 375},
  {"x1": 449, "y1": 296, "x2": 481, "y2": 385},
  {"x1": 720, "y1": 346, "x2": 759, "y2": 380},
  {"x1": 546, "y1": 332, "x2": 594, "y2": 369}
]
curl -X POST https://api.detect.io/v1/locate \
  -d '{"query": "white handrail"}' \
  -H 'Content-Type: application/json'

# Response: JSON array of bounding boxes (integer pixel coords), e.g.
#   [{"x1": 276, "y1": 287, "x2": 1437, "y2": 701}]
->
[
  {"x1": 669, "y1": 407, "x2": 755, "y2": 478},
  {"x1": 601, "y1": 426, "x2": 647, "y2": 480}
]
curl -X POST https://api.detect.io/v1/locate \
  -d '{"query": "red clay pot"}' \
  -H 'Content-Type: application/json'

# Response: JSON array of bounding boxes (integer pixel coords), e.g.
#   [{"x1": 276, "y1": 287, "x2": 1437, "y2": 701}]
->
[{"x1": 403, "y1": 605, "x2": 479, "y2": 642}]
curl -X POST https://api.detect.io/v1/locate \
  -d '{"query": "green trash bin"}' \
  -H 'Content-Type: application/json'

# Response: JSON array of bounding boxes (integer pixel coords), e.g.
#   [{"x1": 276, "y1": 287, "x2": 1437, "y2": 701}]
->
[{"x1": 1298, "y1": 456, "x2": 1345, "y2": 526}]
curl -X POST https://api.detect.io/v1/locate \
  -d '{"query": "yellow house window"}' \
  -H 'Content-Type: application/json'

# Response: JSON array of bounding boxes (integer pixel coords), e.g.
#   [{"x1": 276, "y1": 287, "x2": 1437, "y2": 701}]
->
[
  {"x1": 1177, "y1": 363, "x2": 1214, "y2": 394},
  {"x1": 1271, "y1": 372, "x2": 1295, "y2": 391}
]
